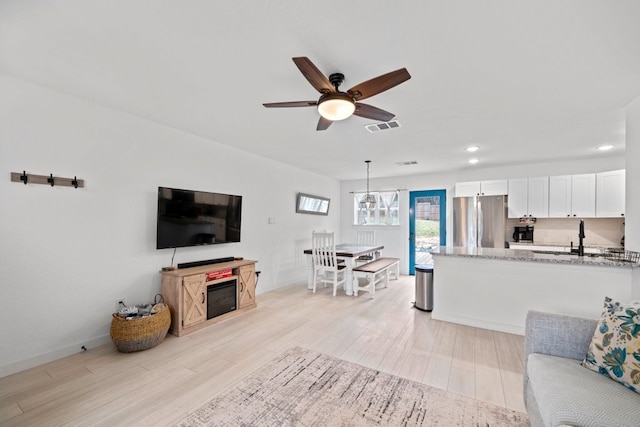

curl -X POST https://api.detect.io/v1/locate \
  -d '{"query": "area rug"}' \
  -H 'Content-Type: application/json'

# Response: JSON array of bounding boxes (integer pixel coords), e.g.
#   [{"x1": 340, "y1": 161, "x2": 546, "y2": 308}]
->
[{"x1": 177, "y1": 347, "x2": 529, "y2": 426}]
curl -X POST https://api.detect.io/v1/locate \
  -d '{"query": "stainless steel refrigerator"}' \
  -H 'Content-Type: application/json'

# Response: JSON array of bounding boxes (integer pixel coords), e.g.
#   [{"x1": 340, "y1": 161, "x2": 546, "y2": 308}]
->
[{"x1": 453, "y1": 195, "x2": 508, "y2": 248}]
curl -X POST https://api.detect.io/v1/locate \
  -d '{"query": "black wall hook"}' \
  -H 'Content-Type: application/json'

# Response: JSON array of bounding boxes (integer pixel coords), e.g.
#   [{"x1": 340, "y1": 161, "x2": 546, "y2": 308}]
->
[{"x1": 11, "y1": 171, "x2": 84, "y2": 188}]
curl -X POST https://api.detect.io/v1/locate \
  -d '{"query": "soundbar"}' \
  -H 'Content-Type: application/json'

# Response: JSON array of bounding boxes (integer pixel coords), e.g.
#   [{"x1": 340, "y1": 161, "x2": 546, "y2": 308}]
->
[{"x1": 177, "y1": 257, "x2": 235, "y2": 269}]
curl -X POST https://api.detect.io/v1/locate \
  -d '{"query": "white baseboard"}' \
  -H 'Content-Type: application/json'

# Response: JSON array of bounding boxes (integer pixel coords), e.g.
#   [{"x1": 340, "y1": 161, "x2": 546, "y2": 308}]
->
[
  {"x1": 255, "y1": 275, "x2": 307, "y2": 294},
  {"x1": 0, "y1": 334, "x2": 112, "y2": 378},
  {"x1": 431, "y1": 311, "x2": 525, "y2": 336}
]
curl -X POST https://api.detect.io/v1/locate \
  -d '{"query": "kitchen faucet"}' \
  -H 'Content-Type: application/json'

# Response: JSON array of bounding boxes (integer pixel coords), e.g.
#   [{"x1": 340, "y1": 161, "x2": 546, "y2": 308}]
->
[{"x1": 578, "y1": 219, "x2": 585, "y2": 256}]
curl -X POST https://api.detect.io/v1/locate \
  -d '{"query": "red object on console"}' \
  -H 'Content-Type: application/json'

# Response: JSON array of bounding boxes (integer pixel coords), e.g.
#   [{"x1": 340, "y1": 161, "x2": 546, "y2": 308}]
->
[{"x1": 206, "y1": 269, "x2": 232, "y2": 281}]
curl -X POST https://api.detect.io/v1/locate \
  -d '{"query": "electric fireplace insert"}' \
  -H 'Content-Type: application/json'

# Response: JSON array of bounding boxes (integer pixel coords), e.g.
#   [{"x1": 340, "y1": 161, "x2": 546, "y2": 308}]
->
[{"x1": 207, "y1": 279, "x2": 237, "y2": 319}]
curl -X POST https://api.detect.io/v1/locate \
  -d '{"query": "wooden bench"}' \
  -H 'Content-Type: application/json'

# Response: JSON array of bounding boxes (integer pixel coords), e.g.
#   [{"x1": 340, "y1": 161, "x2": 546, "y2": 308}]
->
[{"x1": 352, "y1": 257, "x2": 400, "y2": 298}]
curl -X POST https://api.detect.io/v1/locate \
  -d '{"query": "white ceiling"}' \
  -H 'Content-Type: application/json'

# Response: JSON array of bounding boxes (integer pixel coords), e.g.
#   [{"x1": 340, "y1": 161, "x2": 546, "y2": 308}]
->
[{"x1": 2, "y1": 1, "x2": 640, "y2": 180}]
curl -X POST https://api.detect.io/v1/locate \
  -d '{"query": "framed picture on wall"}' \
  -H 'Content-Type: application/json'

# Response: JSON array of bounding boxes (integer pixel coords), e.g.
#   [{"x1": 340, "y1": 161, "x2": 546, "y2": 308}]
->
[{"x1": 296, "y1": 192, "x2": 330, "y2": 215}]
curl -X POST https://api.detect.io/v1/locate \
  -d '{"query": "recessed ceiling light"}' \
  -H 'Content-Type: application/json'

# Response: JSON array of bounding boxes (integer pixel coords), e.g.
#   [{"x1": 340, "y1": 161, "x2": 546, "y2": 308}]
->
[
  {"x1": 597, "y1": 144, "x2": 613, "y2": 151},
  {"x1": 468, "y1": 158, "x2": 479, "y2": 164},
  {"x1": 466, "y1": 146, "x2": 480, "y2": 152}
]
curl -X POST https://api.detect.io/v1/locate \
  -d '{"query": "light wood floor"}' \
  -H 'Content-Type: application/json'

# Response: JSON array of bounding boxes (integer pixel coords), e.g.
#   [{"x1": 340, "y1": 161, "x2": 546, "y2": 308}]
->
[{"x1": 0, "y1": 275, "x2": 526, "y2": 426}]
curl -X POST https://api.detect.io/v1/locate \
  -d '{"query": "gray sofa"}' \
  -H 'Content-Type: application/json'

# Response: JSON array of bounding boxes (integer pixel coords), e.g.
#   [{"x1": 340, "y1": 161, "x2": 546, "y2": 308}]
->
[{"x1": 524, "y1": 310, "x2": 640, "y2": 427}]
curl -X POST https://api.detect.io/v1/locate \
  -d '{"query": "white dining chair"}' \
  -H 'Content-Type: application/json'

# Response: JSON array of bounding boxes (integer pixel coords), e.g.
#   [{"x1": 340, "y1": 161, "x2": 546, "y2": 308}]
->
[
  {"x1": 356, "y1": 229, "x2": 376, "y2": 245},
  {"x1": 311, "y1": 231, "x2": 346, "y2": 296},
  {"x1": 355, "y1": 229, "x2": 378, "y2": 265}
]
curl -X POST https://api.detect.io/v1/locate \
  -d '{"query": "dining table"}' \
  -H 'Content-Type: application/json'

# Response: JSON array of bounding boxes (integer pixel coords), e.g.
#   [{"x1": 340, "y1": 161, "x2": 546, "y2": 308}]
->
[{"x1": 303, "y1": 243, "x2": 384, "y2": 296}]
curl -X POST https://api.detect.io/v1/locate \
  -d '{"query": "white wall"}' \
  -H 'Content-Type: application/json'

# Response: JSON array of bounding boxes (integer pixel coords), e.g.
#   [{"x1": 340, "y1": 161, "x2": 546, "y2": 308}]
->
[
  {"x1": 626, "y1": 96, "x2": 640, "y2": 252},
  {"x1": 626, "y1": 96, "x2": 640, "y2": 300},
  {"x1": 0, "y1": 73, "x2": 340, "y2": 376},
  {"x1": 340, "y1": 156, "x2": 626, "y2": 274},
  {"x1": 2, "y1": 69, "x2": 637, "y2": 376}
]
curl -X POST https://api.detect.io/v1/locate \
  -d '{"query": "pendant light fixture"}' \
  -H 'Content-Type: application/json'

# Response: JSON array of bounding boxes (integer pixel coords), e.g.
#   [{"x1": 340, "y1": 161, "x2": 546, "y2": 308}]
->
[{"x1": 359, "y1": 160, "x2": 376, "y2": 210}]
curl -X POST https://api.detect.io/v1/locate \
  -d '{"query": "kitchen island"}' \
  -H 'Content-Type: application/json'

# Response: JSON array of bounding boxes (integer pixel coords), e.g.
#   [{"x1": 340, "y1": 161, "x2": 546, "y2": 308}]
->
[{"x1": 430, "y1": 247, "x2": 640, "y2": 335}]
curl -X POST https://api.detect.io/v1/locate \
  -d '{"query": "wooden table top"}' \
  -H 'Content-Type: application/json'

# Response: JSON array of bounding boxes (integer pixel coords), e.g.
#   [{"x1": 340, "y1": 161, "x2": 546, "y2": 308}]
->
[{"x1": 303, "y1": 243, "x2": 384, "y2": 258}]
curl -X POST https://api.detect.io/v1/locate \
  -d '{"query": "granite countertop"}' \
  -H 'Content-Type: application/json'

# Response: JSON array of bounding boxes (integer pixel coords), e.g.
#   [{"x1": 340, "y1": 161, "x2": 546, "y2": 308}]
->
[{"x1": 430, "y1": 246, "x2": 639, "y2": 268}]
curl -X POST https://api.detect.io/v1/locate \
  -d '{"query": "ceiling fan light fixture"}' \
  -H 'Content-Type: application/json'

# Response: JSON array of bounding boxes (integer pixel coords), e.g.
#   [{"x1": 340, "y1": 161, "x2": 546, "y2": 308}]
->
[
  {"x1": 264, "y1": 58, "x2": 410, "y2": 131},
  {"x1": 317, "y1": 93, "x2": 355, "y2": 121}
]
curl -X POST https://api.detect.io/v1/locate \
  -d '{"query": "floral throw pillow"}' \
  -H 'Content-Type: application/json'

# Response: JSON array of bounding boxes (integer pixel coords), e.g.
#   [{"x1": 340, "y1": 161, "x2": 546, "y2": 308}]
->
[{"x1": 582, "y1": 297, "x2": 640, "y2": 394}]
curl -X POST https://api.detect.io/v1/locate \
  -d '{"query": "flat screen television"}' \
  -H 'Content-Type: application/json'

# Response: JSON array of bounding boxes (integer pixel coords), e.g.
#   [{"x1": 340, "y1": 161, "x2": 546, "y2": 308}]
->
[{"x1": 156, "y1": 187, "x2": 242, "y2": 249}]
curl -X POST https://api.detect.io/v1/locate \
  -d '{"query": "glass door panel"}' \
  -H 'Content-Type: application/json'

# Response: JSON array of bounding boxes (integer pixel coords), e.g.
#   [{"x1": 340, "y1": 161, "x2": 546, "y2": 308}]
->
[{"x1": 409, "y1": 190, "x2": 446, "y2": 274}]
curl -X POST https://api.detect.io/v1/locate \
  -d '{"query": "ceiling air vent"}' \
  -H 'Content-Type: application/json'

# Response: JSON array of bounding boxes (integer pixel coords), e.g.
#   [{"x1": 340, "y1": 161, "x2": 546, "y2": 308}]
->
[
  {"x1": 395, "y1": 161, "x2": 418, "y2": 166},
  {"x1": 365, "y1": 120, "x2": 401, "y2": 133}
]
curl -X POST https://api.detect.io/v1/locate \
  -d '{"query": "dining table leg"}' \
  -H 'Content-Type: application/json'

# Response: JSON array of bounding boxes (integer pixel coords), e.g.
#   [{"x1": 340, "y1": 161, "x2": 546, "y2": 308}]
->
[{"x1": 341, "y1": 257, "x2": 355, "y2": 296}]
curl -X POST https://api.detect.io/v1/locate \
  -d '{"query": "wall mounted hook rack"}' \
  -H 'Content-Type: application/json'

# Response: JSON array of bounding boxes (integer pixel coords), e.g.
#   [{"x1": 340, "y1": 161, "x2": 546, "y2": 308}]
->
[{"x1": 11, "y1": 171, "x2": 85, "y2": 188}]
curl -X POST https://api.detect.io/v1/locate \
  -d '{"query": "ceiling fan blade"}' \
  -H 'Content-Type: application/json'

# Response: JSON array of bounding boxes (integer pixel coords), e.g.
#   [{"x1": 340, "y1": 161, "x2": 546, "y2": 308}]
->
[
  {"x1": 292, "y1": 57, "x2": 335, "y2": 94},
  {"x1": 263, "y1": 101, "x2": 317, "y2": 108},
  {"x1": 347, "y1": 68, "x2": 411, "y2": 101},
  {"x1": 316, "y1": 116, "x2": 333, "y2": 131},
  {"x1": 353, "y1": 103, "x2": 395, "y2": 121}
]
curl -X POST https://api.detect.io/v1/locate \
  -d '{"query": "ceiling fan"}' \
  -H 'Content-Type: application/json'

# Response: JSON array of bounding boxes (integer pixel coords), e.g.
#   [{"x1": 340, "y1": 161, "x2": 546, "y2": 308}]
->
[{"x1": 263, "y1": 57, "x2": 411, "y2": 131}]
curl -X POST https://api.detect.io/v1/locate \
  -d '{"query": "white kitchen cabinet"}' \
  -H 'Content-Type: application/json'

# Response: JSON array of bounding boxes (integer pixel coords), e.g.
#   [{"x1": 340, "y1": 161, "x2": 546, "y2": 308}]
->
[
  {"x1": 596, "y1": 169, "x2": 625, "y2": 217},
  {"x1": 549, "y1": 174, "x2": 596, "y2": 218},
  {"x1": 527, "y1": 177, "x2": 549, "y2": 218},
  {"x1": 507, "y1": 178, "x2": 528, "y2": 218},
  {"x1": 480, "y1": 180, "x2": 509, "y2": 196},
  {"x1": 571, "y1": 173, "x2": 596, "y2": 218},
  {"x1": 455, "y1": 180, "x2": 507, "y2": 197},
  {"x1": 548, "y1": 175, "x2": 573, "y2": 217},
  {"x1": 507, "y1": 177, "x2": 548, "y2": 218},
  {"x1": 455, "y1": 181, "x2": 481, "y2": 197}
]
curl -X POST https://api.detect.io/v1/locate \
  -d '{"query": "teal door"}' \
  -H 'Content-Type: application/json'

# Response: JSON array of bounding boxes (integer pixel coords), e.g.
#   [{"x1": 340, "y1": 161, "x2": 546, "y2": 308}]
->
[{"x1": 409, "y1": 190, "x2": 446, "y2": 274}]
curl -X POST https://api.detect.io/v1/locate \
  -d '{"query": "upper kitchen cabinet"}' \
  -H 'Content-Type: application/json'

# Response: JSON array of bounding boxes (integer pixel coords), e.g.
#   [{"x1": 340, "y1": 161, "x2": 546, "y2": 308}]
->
[
  {"x1": 550, "y1": 173, "x2": 596, "y2": 217},
  {"x1": 455, "y1": 181, "x2": 480, "y2": 197},
  {"x1": 596, "y1": 169, "x2": 625, "y2": 217},
  {"x1": 507, "y1": 177, "x2": 549, "y2": 218},
  {"x1": 571, "y1": 174, "x2": 596, "y2": 217},
  {"x1": 480, "y1": 180, "x2": 509, "y2": 196},
  {"x1": 507, "y1": 178, "x2": 527, "y2": 217},
  {"x1": 548, "y1": 175, "x2": 572, "y2": 217},
  {"x1": 455, "y1": 180, "x2": 508, "y2": 197}
]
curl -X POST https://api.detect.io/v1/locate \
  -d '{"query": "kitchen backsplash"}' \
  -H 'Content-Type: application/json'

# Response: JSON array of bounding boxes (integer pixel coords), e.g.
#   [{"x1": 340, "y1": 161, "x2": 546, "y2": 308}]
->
[{"x1": 506, "y1": 217, "x2": 625, "y2": 248}]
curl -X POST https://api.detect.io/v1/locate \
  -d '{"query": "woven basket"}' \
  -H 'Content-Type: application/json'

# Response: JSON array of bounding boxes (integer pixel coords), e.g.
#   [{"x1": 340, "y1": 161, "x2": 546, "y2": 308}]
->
[{"x1": 110, "y1": 294, "x2": 171, "y2": 353}]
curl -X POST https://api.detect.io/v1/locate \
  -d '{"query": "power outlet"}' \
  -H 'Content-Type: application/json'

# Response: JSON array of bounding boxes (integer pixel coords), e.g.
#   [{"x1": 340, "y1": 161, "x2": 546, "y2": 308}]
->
[{"x1": 115, "y1": 299, "x2": 126, "y2": 312}]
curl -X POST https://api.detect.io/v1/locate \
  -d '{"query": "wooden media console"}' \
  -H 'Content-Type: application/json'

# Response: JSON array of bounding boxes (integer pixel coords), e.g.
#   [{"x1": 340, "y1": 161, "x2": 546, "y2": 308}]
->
[{"x1": 160, "y1": 259, "x2": 257, "y2": 336}]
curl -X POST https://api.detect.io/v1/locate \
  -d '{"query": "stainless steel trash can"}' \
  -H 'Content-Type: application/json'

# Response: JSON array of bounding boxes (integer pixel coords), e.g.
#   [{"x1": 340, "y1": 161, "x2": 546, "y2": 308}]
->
[{"x1": 414, "y1": 264, "x2": 433, "y2": 312}]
